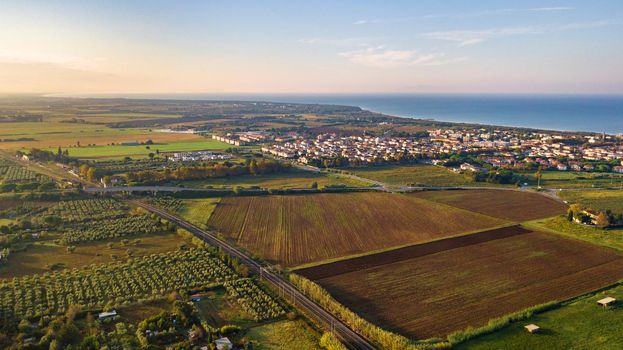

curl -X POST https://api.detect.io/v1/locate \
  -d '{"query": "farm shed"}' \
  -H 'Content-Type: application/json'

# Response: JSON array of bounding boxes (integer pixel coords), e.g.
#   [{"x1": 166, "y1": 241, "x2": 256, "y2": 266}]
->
[
  {"x1": 215, "y1": 337, "x2": 233, "y2": 350},
  {"x1": 524, "y1": 324, "x2": 540, "y2": 333},
  {"x1": 98, "y1": 310, "x2": 117, "y2": 320},
  {"x1": 597, "y1": 297, "x2": 616, "y2": 307}
]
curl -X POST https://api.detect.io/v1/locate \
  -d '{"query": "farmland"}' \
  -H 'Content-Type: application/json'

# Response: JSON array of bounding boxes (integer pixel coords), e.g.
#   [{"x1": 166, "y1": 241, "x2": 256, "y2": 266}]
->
[
  {"x1": 559, "y1": 189, "x2": 623, "y2": 212},
  {"x1": 208, "y1": 192, "x2": 506, "y2": 266},
  {"x1": 456, "y1": 282, "x2": 623, "y2": 349},
  {"x1": 182, "y1": 170, "x2": 367, "y2": 189},
  {"x1": 300, "y1": 227, "x2": 623, "y2": 339},
  {"x1": 412, "y1": 189, "x2": 567, "y2": 221},
  {"x1": 347, "y1": 164, "x2": 477, "y2": 187}
]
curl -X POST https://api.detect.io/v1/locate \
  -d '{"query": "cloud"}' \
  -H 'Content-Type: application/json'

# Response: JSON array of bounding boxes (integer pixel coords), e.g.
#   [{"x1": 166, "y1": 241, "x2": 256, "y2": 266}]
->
[
  {"x1": 353, "y1": 19, "x2": 380, "y2": 25},
  {"x1": 298, "y1": 37, "x2": 370, "y2": 47},
  {"x1": 338, "y1": 47, "x2": 465, "y2": 68},
  {"x1": 0, "y1": 48, "x2": 101, "y2": 71},
  {"x1": 423, "y1": 20, "x2": 616, "y2": 46}
]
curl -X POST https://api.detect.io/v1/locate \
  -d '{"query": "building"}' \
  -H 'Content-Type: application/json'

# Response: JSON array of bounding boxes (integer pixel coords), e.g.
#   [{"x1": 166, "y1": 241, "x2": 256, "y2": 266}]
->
[
  {"x1": 98, "y1": 310, "x2": 117, "y2": 320},
  {"x1": 524, "y1": 324, "x2": 540, "y2": 333},
  {"x1": 556, "y1": 164, "x2": 568, "y2": 171},
  {"x1": 215, "y1": 337, "x2": 233, "y2": 350},
  {"x1": 597, "y1": 297, "x2": 616, "y2": 307}
]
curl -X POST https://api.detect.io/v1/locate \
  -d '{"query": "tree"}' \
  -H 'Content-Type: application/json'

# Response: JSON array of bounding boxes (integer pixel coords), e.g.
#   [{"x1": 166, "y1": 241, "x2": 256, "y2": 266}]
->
[
  {"x1": 66, "y1": 246, "x2": 76, "y2": 253},
  {"x1": 148, "y1": 152, "x2": 155, "y2": 160},
  {"x1": 596, "y1": 212, "x2": 610, "y2": 227},
  {"x1": 310, "y1": 181, "x2": 318, "y2": 189},
  {"x1": 86, "y1": 167, "x2": 97, "y2": 182},
  {"x1": 102, "y1": 176, "x2": 111, "y2": 186}
]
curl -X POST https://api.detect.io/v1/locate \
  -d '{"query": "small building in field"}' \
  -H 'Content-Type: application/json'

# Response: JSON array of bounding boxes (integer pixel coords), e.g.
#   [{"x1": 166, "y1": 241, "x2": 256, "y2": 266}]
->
[
  {"x1": 215, "y1": 337, "x2": 233, "y2": 350},
  {"x1": 98, "y1": 310, "x2": 118, "y2": 320},
  {"x1": 524, "y1": 324, "x2": 540, "y2": 333},
  {"x1": 189, "y1": 294, "x2": 202, "y2": 302},
  {"x1": 597, "y1": 297, "x2": 616, "y2": 307}
]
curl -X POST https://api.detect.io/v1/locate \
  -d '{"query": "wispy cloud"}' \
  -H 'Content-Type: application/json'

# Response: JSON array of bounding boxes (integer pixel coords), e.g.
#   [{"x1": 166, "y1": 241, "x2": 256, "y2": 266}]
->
[
  {"x1": 338, "y1": 46, "x2": 465, "y2": 68},
  {"x1": 0, "y1": 48, "x2": 101, "y2": 71},
  {"x1": 298, "y1": 37, "x2": 370, "y2": 47},
  {"x1": 354, "y1": 6, "x2": 575, "y2": 25},
  {"x1": 423, "y1": 19, "x2": 616, "y2": 46}
]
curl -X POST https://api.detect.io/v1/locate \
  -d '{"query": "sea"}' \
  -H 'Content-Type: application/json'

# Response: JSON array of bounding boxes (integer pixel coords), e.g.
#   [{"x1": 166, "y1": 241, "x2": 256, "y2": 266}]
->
[{"x1": 61, "y1": 93, "x2": 623, "y2": 134}]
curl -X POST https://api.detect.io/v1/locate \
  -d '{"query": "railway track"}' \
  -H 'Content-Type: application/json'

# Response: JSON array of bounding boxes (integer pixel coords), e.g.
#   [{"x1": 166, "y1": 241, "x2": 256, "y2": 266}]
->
[{"x1": 127, "y1": 199, "x2": 377, "y2": 350}]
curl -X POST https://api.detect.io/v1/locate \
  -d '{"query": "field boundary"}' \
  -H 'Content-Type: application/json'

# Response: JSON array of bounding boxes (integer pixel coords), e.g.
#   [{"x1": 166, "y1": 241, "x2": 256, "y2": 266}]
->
[{"x1": 297, "y1": 225, "x2": 530, "y2": 280}]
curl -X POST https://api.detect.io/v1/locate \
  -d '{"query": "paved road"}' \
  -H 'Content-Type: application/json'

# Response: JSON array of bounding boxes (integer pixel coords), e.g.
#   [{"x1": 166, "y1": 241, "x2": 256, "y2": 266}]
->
[{"x1": 129, "y1": 199, "x2": 377, "y2": 350}]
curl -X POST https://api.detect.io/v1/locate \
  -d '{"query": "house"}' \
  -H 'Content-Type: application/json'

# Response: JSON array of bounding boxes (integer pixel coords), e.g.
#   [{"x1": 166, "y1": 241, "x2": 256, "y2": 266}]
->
[
  {"x1": 597, "y1": 297, "x2": 616, "y2": 307},
  {"x1": 98, "y1": 310, "x2": 118, "y2": 320},
  {"x1": 189, "y1": 294, "x2": 202, "y2": 302},
  {"x1": 557, "y1": 164, "x2": 568, "y2": 171},
  {"x1": 524, "y1": 324, "x2": 540, "y2": 333},
  {"x1": 613, "y1": 166, "x2": 623, "y2": 174},
  {"x1": 215, "y1": 337, "x2": 233, "y2": 350},
  {"x1": 460, "y1": 163, "x2": 487, "y2": 173}
]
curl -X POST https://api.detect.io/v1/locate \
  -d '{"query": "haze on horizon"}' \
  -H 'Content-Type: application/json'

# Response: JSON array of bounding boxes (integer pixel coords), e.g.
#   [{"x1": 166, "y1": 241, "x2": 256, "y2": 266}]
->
[{"x1": 1, "y1": 0, "x2": 622, "y2": 95}]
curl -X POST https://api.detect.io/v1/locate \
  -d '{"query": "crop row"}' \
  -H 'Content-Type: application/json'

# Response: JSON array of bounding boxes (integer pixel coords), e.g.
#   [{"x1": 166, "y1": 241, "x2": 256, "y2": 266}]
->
[
  {"x1": 149, "y1": 196, "x2": 183, "y2": 213},
  {"x1": 224, "y1": 278, "x2": 285, "y2": 321},
  {"x1": 62, "y1": 215, "x2": 166, "y2": 243},
  {"x1": 47, "y1": 198, "x2": 127, "y2": 222},
  {"x1": 0, "y1": 249, "x2": 236, "y2": 321},
  {"x1": 0, "y1": 166, "x2": 46, "y2": 183}
]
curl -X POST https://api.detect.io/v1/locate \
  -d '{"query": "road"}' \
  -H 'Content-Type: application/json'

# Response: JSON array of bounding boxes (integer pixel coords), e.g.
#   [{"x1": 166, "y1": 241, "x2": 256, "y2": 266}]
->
[{"x1": 128, "y1": 199, "x2": 377, "y2": 350}]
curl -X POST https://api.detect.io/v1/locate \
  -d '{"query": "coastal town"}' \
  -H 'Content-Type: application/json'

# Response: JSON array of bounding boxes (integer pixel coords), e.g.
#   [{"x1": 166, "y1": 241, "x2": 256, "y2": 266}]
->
[{"x1": 260, "y1": 128, "x2": 623, "y2": 173}]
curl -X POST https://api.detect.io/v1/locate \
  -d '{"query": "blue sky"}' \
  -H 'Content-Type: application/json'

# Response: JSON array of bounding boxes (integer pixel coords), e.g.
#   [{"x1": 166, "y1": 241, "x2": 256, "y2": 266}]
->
[{"x1": 0, "y1": 0, "x2": 621, "y2": 94}]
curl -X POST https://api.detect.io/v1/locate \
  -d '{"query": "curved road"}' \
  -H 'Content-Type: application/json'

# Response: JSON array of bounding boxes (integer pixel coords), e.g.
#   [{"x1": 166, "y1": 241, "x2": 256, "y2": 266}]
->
[{"x1": 128, "y1": 199, "x2": 376, "y2": 350}]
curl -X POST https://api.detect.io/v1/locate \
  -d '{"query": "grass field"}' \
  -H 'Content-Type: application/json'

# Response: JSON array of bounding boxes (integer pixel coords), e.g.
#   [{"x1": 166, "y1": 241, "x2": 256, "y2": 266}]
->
[
  {"x1": 59, "y1": 139, "x2": 230, "y2": 159},
  {"x1": 522, "y1": 170, "x2": 623, "y2": 189},
  {"x1": 307, "y1": 229, "x2": 623, "y2": 339},
  {"x1": 208, "y1": 193, "x2": 506, "y2": 267},
  {"x1": 559, "y1": 189, "x2": 623, "y2": 212},
  {"x1": 347, "y1": 164, "x2": 477, "y2": 187},
  {"x1": 412, "y1": 189, "x2": 567, "y2": 222},
  {"x1": 525, "y1": 216, "x2": 623, "y2": 252},
  {"x1": 177, "y1": 198, "x2": 221, "y2": 229},
  {"x1": 0, "y1": 122, "x2": 198, "y2": 150},
  {"x1": 456, "y1": 283, "x2": 623, "y2": 349},
  {"x1": 246, "y1": 320, "x2": 322, "y2": 350},
  {"x1": 182, "y1": 170, "x2": 368, "y2": 189},
  {"x1": 0, "y1": 232, "x2": 193, "y2": 278}
]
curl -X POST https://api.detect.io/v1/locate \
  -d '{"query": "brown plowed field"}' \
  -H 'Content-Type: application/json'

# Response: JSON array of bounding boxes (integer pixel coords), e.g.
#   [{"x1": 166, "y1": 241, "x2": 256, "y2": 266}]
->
[
  {"x1": 297, "y1": 225, "x2": 529, "y2": 280},
  {"x1": 207, "y1": 193, "x2": 507, "y2": 267},
  {"x1": 412, "y1": 189, "x2": 567, "y2": 221},
  {"x1": 309, "y1": 230, "x2": 623, "y2": 339}
]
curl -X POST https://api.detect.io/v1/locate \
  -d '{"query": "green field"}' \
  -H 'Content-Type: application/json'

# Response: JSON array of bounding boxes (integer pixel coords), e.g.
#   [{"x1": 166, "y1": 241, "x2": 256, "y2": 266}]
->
[
  {"x1": 522, "y1": 171, "x2": 623, "y2": 189},
  {"x1": 559, "y1": 190, "x2": 623, "y2": 212},
  {"x1": 58, "y1": 139, "x2": 230, "y2": 159},
  {"x1": 525, "y1": 216, "x2": 623, "y2": 252},
  {"x1": 456, "y1": 283, "x2": 623, "y2": 350},
  {"x1": 347, "y1": 164, "x2": 481, "y2": 187},
  {"x1": 182, "y1": 170, "x2": 368, "y2": 189},
  {"x1": 245, "y1": 320, "x2": 322, "y2": 350},
  {"x1": 177, "y1": 198, "x2": 221, "y2": 229}
]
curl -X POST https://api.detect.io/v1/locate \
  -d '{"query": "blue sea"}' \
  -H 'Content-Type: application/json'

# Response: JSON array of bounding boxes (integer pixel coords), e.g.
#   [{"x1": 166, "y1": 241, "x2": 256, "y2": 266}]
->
[{"x1": 66, "y1": 93, "x2": 623, "y2": 134}]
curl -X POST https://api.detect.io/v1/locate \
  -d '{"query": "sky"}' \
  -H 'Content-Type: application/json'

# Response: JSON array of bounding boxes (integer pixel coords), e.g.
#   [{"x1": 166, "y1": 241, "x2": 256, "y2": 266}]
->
[{"x1": 0, "y1": 0, "x2": 622, "y2": 95}]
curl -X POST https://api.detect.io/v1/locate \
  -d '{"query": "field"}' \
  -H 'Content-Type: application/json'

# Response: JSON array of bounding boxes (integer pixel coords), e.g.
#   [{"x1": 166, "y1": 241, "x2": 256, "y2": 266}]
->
[
  {"x1": 0, "y1": 232, "x2": 194, "y2": 278},
  {"x1": 457, "y1": 283, "x2": 623, "y2": 349},
  {"x1": 182, "y1": 170, "x2": 368, "y2": 189},
  {"x1": 412, "y1": 189, "x2": 567, "y2": 221},
  {"x1": 300, "y1": 227, "x2": 623, "y2": 339},
  {"x1": 208, "y1": 193, "x2": 506, "y2": 266},
  {"x1": 246, "y1": 320, "x2": 322, "y2": 350},
  {"x1": 177, "y1": 198, "x2": 221, "y2": 229},
  {"x1": 522, "y1": 170, "x2": 623, "y2": 189},
  {"x1": 525, "y1": 216, "x2": 623, "y2": 252},
  {"x1": 347, "y1": 164, "x2": 477, "y2": 187},
  {"x1": 559, "y1": 189, "x2": 623, "y2": 212}
]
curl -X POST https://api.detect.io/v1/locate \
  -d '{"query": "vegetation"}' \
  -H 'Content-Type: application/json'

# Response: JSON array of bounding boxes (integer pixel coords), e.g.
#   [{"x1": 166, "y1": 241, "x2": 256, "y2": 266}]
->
[
  {"x1": 223, "y1": 279, "x2": 285, "y2": 321},
  {"x1": 61, "y1": 214, "x2": 168, "y2": 244},
  {"x1": 246, "y1": 320, "x2": 323, "y2": 350},
  {"x1": 559, "y1": 189, "x2": 623, "y2": 212},
  {"x1": 525, "y1": 216, "x2": 623, "y2": 251},
  {"x1": 348, "y1": 164, "x2": 475, "y2": 187},
  {"x1": 301, "y1": 230, "x2": 623, "y2": 339},
  {"x1": 208, "y1": 193, "x2": 505, "y2": 266},
  {"x1": 46, "y1": 198, "x2": 127, "y2": 222},
  {"x1": 413, "y1": 189, "x2": 567, "y2": 222}
]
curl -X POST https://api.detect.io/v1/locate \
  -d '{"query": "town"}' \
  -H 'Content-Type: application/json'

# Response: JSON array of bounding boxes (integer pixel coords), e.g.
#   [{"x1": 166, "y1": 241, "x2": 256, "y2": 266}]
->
[{"x1": 261, "y1": 128, "x2": 623, "y2": 173}]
